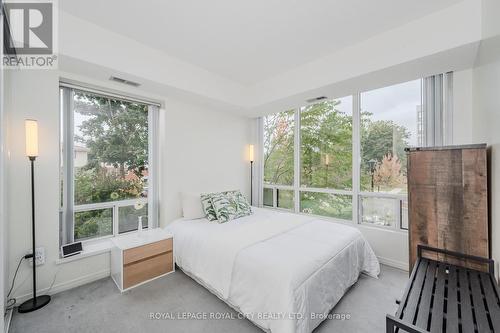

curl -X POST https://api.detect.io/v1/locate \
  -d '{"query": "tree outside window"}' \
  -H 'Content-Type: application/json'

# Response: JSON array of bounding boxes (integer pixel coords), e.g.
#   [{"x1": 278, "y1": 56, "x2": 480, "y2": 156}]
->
[{"x1": 72, "y1": 91, "x2": 149, "y2": 240}]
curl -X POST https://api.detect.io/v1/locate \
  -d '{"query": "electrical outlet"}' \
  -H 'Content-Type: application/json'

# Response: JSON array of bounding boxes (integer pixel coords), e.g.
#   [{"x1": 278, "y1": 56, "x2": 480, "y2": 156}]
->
[{"x1": 27, "y1": 247, "x2": 45, "y2": 266}]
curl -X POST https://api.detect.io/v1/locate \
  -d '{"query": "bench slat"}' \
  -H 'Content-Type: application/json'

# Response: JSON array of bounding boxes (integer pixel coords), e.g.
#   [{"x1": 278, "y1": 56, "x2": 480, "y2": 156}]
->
[
  {"x1": 480, "y1": 272, "x2": 500, "y2": 332},
  {"x1": 470, "y1": 270, "x2": 490, "y2": 333},
  {"x1": 430, "y1": 263, "x2": 446, "y2": 333},
  {"x1": 446, "y1": 266, "x2": 459, "y2": 333},
  {"x1": 458, "y1": 268, "x2": 475, "y2": 333},
  {"x1": 415, "y1": 260, "x2": 437, "y2": 330},
  {"x1": 403, "y1": 259, "x2": 430, "y2": 324}
]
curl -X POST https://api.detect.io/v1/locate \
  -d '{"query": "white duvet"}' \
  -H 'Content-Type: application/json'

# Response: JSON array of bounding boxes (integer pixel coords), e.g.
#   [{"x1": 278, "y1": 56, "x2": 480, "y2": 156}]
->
[{"x1": 167, "y1": 208, "x2": 380, "y2": 333}]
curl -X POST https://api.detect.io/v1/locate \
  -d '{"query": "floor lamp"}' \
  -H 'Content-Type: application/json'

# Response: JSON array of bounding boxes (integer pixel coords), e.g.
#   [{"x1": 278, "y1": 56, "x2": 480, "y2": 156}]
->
[
  {"x1": 18, "y1": 120, "x2": 51, "y2": 313},
  {"x1": 249, "y1": 145, "x2": 254, "y2": 205}
]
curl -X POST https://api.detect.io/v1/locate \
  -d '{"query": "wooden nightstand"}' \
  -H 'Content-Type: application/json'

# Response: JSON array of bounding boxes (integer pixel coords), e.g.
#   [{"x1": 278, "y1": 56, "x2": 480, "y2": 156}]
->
[{"x1": 110, "y1": 229, "x2": 174, "y2": 292}]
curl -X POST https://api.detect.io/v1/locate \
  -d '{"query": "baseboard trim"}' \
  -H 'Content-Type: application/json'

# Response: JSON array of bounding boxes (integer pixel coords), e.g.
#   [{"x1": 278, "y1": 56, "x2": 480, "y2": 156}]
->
[
  {"x1": 377, "y1": 256, "x2": 409, "y2": 271},
  {"x1": 13, "y1": 269, "x2": 110, "y2": 305}
]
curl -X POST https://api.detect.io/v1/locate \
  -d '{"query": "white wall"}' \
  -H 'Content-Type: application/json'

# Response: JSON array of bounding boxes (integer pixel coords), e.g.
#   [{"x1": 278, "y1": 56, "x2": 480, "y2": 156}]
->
[
  {"x1": 0, "y1": 57, "x2": 7, "y2": 333},
  {"x1": 452, "y1": 69, "x2": 474, "y2": 145},
  {"x1": 4, "y1": 70, "x2": 254, "y2": 302},
  {"x1": 481, "y1": 0, "x2": 500, "y2": 40},
  {"x1": 471, "y1": 0, "x2": 500, "y2": 279},
  {"x1": 160, "y1": 99, "x2": 253, "y2": 225},
  {"x1": 4, "y1": 70, "x2": 111, "y2": 302}
]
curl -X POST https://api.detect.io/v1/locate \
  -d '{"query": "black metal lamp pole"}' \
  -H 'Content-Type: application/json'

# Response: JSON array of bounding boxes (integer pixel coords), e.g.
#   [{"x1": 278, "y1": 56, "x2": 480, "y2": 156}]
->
[
  {"x1": 371, "y1": 169, "x2": 374, "y2": 192},
  {"x1": 250, "y1": 160, "x2": 253, "y2": 205},
  {"x1": 18, "y1": 156, "x2": 51, "y2": 313},
  {"x1": 30, "y1": 157, "x2": 36, "y2": 300},
  {"x1": 368, "y1": 159, "x2": 376, "y2": 192}
]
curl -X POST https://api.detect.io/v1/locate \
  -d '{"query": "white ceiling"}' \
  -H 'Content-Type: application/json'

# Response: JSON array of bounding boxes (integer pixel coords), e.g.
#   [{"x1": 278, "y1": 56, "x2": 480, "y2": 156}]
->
[{"x1": 61, "y1": 0, "x2": 463, "y2": 85}]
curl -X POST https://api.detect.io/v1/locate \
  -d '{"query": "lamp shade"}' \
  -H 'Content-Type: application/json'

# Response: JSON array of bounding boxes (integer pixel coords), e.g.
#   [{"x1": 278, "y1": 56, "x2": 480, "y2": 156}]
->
[
  {"x1": 249, "y1": 144, "x2": 254, "y2": 162},
  {"x1": 25, "y1": 119, "x2": 39, "y2": 157}
]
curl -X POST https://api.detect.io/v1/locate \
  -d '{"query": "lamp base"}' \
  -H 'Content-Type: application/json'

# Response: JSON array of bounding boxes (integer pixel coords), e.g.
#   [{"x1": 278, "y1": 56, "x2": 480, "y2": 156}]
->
[{"x1": 18, "y1": 295, "x2": 51, "y2": 313}]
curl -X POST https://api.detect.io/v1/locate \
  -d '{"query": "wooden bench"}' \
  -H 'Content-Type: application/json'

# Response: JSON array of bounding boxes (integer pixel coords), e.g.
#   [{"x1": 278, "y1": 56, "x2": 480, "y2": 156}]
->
[{"x1": 387, "y1": 245, "x2": 500, "y2": 333}]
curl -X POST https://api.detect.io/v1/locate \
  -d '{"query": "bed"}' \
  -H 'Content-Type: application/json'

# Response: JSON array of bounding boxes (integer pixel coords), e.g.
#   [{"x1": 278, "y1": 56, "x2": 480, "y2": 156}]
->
[{"x1": 166, "y1": 207, "x2": 380, "y2": 333}]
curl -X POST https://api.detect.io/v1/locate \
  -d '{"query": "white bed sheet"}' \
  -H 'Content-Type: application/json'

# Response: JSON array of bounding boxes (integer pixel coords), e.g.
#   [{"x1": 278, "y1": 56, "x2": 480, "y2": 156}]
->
[{"x1": 167, "y1": 208, "x2": 380, "y2": 333}]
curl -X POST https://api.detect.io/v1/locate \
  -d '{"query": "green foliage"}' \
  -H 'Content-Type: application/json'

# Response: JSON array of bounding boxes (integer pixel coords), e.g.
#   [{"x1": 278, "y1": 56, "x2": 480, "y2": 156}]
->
[
  {"x1": 264, "y1": 99, "x2": 412, "y2": 218},
  {"x1": 71, "y1": 91, "x2": 149, "y2": 240},
  {"x1": 74, "y1": 91, "x2": 149, "y2": 178},
  {"x1": 74, "y1": 168, "x2": 143, "y2": 205},
  {"x1": 300, "y1": 192, "x2": 352, "y2": 220},
  {"x1": 360, "y1": 111, "x2": 410, "y2": 191},
  {"x1": 263, "y1": 110, "x2": 295, "y2": 185},
  {"x1": 300, "y1": 100, "x2": 352, "y2": 190},
  {"x1": 74, "y1": 208, "x2": 112, "y2": 240},
  {"x1": 276, "y1": 190, "x2": 294, "y2": 209},
  {"x1": 360, "y1": 111, "x2": 410, "y2": 170}
]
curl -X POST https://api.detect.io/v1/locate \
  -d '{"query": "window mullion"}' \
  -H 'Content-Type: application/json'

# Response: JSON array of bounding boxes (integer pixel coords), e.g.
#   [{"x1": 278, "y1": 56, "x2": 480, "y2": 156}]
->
[
  {"x1": 293, "y1": 108, "x2": 300, "y2": 213},
  {"x1": 396, "y1": 199, "x2": 402, "y2": 230},
  {"x1": 273, "y1": 188, "x2": 277, "y2": 208},
  {"x1": 65, "y1": 88, "x2": 75, "y2": 244},
  {"x1": 352, "y1": 93, "x2": 361, "y2": 225},
  {"x1": 113, "y1": 204, "x2": 119, "y2": 237},
  {"x1": 148, "y1": 105, "x2": 159, "y2": 229}
]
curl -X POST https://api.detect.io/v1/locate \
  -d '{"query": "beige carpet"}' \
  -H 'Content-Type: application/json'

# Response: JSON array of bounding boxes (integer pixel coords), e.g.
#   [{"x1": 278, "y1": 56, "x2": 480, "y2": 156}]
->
[{"x1": 10, "y1": 264, "x2": 407, "y2": 333}]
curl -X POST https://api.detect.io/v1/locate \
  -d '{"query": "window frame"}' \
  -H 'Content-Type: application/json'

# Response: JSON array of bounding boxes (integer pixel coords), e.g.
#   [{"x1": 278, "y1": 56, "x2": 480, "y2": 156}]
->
[
  {"x1": 59, "y1": 84, "x2": 160, "y2": 246},
  {"x1": 262, "y1": 80, "x2": 426, "y2": 232}
]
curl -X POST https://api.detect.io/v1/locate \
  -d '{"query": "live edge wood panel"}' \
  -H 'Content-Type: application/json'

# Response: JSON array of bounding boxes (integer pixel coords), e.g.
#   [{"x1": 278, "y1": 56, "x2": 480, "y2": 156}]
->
[
  {"x1": 407, "y1": 145, "x2": 489, "y2": 272},
  {"x1": 123, "y1": 239, "x2": 174, "y2": 289}
]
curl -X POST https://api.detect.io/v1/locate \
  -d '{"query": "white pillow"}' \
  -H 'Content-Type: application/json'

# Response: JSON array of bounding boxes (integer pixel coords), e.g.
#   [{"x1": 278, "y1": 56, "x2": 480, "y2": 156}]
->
[{"x1": 181, "y1": 192, "x2": 205, "y2": 219}]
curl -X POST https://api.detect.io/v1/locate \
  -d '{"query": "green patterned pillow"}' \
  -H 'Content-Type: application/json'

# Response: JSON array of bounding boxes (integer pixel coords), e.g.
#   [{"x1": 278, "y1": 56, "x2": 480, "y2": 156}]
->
[
  {"x1": 210, "y1": 190, "x2": 252, "y2": 223},
  {"x1": 225, "y1": 190, "x2": 252, "y2": 218},
  {"x1": 211, "y1": 192, "x2": 239, "y2": 223},
  {"x1": 201, "y1": 190, "x2": 252, "y2": 223},
  {"x1": 200, "y1": 193, "x2": 218, "y2": 221}
]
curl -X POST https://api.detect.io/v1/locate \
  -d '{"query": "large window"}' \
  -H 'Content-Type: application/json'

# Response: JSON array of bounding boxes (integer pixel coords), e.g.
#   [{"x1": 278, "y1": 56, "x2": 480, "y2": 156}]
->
[
  {"x1": 359, "y1": 80, "x2": 421, "y2": 227},
  {"x1": 360, "y1": 80, "x2": 421, "y2": 194},
  {"x1": 263, "y1": 110, "x2": 294, "y2": 186},
  {"x1": 300, "y1": 97, "x2": 352, "y2": 190},
  {"x1": 60, "y1": 86, "x2": 159, "y2": 244},
  {"x1": 262, "y1": 79, "x2": 427, "y2": 230}
]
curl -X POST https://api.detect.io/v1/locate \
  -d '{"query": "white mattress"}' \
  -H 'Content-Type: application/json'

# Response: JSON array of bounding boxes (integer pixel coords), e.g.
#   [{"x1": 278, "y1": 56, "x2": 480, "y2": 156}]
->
[{"x1": 166, "y1": 208, "x2": 380, "y2": 333}]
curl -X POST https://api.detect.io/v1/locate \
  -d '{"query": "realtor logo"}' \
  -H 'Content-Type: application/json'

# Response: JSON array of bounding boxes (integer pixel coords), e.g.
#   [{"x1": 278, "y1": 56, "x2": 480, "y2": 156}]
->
[{"x1": 2, "y1": 0, "x2": 58, "y2": 68}]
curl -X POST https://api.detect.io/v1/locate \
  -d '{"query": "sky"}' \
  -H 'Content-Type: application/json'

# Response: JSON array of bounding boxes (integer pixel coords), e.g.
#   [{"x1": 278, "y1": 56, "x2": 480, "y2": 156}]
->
[{"x1": 360, "y1": 79, "x2": 422, "y2": 147}]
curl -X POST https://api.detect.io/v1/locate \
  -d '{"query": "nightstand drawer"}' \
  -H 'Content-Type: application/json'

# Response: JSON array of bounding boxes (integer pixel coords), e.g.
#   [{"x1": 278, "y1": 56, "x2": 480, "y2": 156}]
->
[
  {"x1": 123, "y1": 238, "x2": 173, "y2": 265},
  {"x1": 123, "y1": 252, "x2": 173, "y2": 289},
  {"x1": 111, "y1": 230, "x2": 175, "y2": 292}
]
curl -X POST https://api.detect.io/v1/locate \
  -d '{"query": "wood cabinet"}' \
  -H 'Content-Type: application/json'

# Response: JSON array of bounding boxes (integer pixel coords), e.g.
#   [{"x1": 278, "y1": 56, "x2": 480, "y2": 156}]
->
[
  {"x1": 111, "y1": 230, "x2": 174, "y2": 291},
  {"x1": 406, "y1": 144, "x2": 489, "y2": 271}
]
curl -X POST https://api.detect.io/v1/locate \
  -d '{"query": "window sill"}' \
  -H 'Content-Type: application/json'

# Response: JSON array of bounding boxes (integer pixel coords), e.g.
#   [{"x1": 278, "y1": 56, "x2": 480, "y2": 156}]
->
[
  {"x1": 55, "y1": 239, "x2": 113, "y2": 265},
  {"x1": 261, "y1": 206, "x2": 408, "y2": 234}
]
